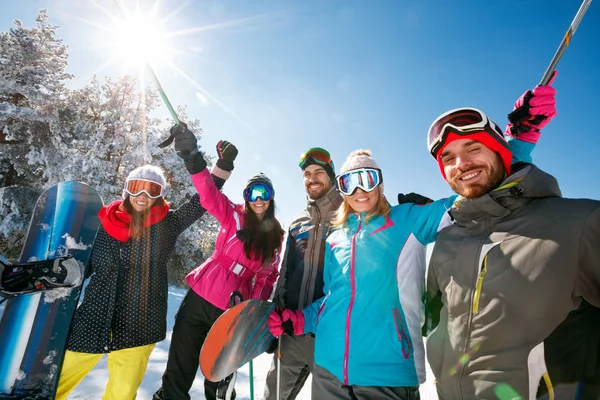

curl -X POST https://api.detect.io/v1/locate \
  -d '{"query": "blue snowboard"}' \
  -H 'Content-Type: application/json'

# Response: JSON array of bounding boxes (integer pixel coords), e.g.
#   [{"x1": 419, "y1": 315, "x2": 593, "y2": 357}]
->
[{"x1": 0, "y1": 181, "x2": 102, "y2": 399}]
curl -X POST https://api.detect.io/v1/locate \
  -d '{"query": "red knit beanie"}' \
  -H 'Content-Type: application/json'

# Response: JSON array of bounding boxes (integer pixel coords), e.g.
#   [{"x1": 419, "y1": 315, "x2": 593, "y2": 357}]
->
[{"x1": 436, "y1": 131, "x2": 512, "y2": 180}]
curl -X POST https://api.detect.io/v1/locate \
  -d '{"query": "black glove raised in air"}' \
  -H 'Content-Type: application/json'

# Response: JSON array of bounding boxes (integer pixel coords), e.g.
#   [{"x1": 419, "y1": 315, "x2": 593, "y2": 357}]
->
[
  {"x1": 171, "y1": 123, "x2": 207, "y2": 174},
  {"x1": 215, "y1": 140, "x2": 238, "y2": 172}
]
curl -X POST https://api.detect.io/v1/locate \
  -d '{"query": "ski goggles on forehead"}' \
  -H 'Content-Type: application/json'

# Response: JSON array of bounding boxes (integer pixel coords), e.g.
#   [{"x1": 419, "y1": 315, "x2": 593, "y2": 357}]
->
[
  {"x1": 336, "y1": 168, "x2": 383, "y2": 196},
  {"x1": 125, "y1": 179, "x2": 164, "y2": 199},
  {"x1": 299, "y1": 147, "x2": 334, "y2": 170},
  {"x1": 427, "y1": 107, "x2": 504, "y2": 159},
  {"x1": 243, "y1": 183, "x2": 274, "y2": 202}
]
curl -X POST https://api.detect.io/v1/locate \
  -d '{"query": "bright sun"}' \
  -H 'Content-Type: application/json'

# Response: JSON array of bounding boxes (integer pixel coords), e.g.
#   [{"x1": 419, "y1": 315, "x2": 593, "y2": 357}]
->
[{"x1": 111, "y1": 11, "x2": 170, "y2": 67}]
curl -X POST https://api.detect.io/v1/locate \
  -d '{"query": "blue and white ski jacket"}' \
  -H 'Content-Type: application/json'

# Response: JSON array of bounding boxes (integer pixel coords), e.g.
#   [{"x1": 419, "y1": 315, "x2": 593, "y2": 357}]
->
[
  {"x1": 302, "y1": 138, "x2": 534, "y2": 387},
  {"x1": 302, "y1": 199, "x2": 454, "y2": 387}
]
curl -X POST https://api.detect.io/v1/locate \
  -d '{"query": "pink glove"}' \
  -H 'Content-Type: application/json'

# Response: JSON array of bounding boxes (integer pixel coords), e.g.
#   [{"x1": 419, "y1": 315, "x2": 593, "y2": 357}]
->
[
  {"x1": 267, "y1": 309, "x2": 305, "y2": 337},
  {"x1": 282, "y1": 309, "x2": 305, "y2": 336},
  {"x1": 268, "y1": 310, "x2": 284, "y2": 337},
  {"x1": 506, "y1": 70, "x2": 557, "y2": 143}
]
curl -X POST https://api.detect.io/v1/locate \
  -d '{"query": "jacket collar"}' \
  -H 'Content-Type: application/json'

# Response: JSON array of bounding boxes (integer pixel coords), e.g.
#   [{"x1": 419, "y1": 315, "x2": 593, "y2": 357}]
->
[
  {"x1": 307, "y1": 186, "x2": 343, "y2": 213},
  {"x1": 450, "y1": 164, "x2": 562, "y2": 227},
  {"x1": 98, "y1": 200, "x2": 170, "y2": 242}
]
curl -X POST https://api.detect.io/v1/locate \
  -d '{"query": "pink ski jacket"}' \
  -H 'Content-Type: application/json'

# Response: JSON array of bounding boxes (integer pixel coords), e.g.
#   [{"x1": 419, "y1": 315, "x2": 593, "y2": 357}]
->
[{"x1": 185, "y1": 168, "x2": 281, "y2": 310}]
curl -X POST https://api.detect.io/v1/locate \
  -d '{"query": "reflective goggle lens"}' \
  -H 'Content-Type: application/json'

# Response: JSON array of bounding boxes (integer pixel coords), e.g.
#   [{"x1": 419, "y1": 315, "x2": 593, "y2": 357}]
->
[
  {"x1": 427, "y1": 108, "x2": 503, "y2": 158},
  {"x1": 299, "y1": 147, "x2": 334, "y2": 169},
  {"x1": 126, "y1": 179, "x2": 164, "y2": 198},
  {"x1": 244, "y1": 183, "x2": 274, "y2": 202},
  {"x1": 337, "y1": 168, "x2": 382, "y2": 196}
]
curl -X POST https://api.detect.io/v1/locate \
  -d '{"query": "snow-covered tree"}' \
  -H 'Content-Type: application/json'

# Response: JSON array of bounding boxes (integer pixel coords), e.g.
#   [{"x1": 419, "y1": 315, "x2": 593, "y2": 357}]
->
[
  {"x1": 0, "y1": 9, "x2": 72, "y2": 186},
  {"x1": 0, "y1": 11, "x2": 220, "y2": 285},
  {"x1": 57, "y1": 75, "x2": 220, "y2": 285}
]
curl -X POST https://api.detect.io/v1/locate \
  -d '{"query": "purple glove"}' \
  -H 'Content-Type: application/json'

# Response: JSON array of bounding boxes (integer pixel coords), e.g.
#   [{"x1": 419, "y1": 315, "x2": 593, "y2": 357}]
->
[
  {"x1": 282, "y1": 309, "x2": 305, "y2": 336},
  {"x1": 268, "y1": 310, "x2": 284, "y2": 337},
  {"x1": 506, "y1": 70, "x2": 557, "y2": 143}
]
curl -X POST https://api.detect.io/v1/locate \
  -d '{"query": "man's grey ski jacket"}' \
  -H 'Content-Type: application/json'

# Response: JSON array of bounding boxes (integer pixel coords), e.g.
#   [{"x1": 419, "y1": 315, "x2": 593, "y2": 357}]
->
[{"x1": 425, "y1": 165, "x2": 600, "y2": 400}]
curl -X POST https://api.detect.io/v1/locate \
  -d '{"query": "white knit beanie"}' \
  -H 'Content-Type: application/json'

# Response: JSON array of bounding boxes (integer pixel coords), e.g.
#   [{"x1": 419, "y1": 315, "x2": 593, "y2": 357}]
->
[
  {"x1": 339, "y1": 149, "x2": 380, "y2": 174},
  {"x1": 122, "y1": 165, "x2": 167, "y2": 199}
]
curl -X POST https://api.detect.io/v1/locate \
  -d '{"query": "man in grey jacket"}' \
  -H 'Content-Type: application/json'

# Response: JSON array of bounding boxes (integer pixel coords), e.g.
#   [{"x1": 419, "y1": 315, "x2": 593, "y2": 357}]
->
[
  {"x1": 263, "y1": 147, "x2": 342, "y2": 400},
  {"x1": 424, "y1": 107, "x2": 600, "y2": 399}
]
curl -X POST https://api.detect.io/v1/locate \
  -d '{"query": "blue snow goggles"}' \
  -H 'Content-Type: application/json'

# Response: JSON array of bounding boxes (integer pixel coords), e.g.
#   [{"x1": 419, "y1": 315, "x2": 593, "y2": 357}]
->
[
  {"x1": 336, "y1": 168, "x2": 383, "y2": 196},
  {"x1": 243, "y1": 183, "x2": 274, "y2": 202}
]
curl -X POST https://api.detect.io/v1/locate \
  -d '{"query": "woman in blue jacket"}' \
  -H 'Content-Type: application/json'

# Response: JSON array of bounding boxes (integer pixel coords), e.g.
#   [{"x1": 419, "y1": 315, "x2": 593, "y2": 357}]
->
[{"x1": 270, "y1": 136, "x2": 540, "y2": 398}]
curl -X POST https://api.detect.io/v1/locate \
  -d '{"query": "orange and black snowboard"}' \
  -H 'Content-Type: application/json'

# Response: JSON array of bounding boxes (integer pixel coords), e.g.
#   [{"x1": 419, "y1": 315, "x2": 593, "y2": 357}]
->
[{"x1": 200, "y1": 299, "x2": 275, "y2": 382}]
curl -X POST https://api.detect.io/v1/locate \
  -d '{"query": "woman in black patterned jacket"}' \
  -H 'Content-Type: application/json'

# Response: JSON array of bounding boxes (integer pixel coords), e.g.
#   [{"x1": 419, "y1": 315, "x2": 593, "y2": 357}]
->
[{"x1": 55, "y1": 142, "x2": 237, "y2": 400}]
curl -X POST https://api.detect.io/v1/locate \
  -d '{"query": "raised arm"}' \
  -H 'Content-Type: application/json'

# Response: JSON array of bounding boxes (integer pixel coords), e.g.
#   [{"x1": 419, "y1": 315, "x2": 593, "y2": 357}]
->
[
  {"x1": 169, "y1": 165, "x2": 231, "y2": 236},
  {"x1": 171, "y1": 124, "x2": 239, "y2": 225},
  {"x1": 190, "y1": 169, "x2": 234, "y2": 226}
]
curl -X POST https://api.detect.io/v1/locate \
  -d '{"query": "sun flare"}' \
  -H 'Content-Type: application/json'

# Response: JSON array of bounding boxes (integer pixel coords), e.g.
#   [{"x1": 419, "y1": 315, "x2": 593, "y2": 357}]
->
[{"x1": 110, "y1": 10, "x2": 170, "y2": 67}]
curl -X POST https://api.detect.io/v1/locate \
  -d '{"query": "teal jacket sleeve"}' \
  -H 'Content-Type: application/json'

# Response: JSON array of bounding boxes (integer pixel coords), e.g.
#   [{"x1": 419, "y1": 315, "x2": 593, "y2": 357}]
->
[
  {"x1": 398, "y1": 195, "x2": 457, "y2": 246},
  {"x1": 507, "y1": 135, "x2": 536, "y2": 164}
]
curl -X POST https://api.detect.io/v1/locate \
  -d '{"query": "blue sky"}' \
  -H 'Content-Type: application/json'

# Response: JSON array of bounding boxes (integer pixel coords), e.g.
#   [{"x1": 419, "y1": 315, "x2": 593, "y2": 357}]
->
[{"x1": 2, "y1": 0, "x2": 599, "y2": 225}]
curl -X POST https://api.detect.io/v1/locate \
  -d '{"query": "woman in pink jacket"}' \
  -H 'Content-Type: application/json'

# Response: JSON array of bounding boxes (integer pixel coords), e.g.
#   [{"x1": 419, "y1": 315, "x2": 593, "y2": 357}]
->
[{"x1": 154, "y1": 124, "x2": 284, "y2": 400}]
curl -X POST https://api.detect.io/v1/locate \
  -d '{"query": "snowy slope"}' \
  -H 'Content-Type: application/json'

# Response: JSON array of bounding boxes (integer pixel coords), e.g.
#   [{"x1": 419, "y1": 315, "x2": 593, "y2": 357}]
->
[{"x1": 66, "y1": 286, "x2": 438, "y2": 399}]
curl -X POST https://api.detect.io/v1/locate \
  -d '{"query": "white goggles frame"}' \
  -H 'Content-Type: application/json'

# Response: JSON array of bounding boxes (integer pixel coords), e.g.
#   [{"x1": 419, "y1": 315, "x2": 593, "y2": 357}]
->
[
  {"x1": 124, "y1": 178, "x2": 165, "y2": 199},
  {"x1": 336, "y1": 168, "x2": 383, "y2": 196}
]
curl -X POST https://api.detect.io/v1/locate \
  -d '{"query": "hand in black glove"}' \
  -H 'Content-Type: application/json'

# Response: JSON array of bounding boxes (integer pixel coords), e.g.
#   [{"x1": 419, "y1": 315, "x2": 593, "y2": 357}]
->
[
  {"x1": 398, "y1": 192, "x2": 433, "y2": 205},
  {"x1": 171, "y1": 123, "x2": 198, "y2": 161},
  {"x1": 215, "y1": 140, "x2": 238, "y2": 172},
  {"x1": 171, "y1": 123, "x2": 207, "y2": 174}
]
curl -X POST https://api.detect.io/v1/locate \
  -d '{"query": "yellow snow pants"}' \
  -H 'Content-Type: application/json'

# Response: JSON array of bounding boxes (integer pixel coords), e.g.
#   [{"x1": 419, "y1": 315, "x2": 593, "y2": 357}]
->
[{"x1": 55, "y1": 343, "x2": 155, "y2": 400}]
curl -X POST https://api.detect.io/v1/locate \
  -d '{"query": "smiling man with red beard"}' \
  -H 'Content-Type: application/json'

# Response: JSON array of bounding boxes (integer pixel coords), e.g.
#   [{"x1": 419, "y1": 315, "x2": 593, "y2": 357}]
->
[
  {"x1": 440, "y1": 138, "x2": 508, "y2": 199},
  {"x1": 424, "y1": 106, "x2": 600, "y2": 400}
]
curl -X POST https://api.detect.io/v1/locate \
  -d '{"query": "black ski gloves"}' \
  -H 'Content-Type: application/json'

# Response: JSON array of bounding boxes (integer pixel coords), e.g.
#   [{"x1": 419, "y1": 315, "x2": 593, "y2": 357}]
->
[
  {"x1": 216, "y1": 140, "x2": 238, "y2": 172},
  {"x1": 171, "y1": 124, "x2": 207, "y2": 174},
  {"x1": 398, "y1": 192, "x2": 433, "y2": 205}
]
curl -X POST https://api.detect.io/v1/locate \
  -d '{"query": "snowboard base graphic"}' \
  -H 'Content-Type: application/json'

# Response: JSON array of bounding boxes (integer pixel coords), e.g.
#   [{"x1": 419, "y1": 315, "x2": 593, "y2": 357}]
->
[
  {"x1": 200, "y1": 299, "x2": 275, "y2": 382},
  {"x1": 0, "y1": 181, "x2": 102, "y2": 399}
]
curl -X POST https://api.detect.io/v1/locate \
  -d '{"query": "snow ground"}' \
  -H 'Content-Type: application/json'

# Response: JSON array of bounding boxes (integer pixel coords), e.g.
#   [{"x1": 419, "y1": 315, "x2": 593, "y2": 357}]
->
[{"x1": 59, "y1": 286, "x2": 438, "y2": 399}]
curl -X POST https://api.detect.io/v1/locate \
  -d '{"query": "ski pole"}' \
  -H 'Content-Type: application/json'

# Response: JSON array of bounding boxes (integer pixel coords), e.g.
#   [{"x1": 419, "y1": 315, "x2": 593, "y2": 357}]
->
[
  {"x1": 111, "y1": 0, "x2": 182, "y2": 148},
  {"x1": 276, "y1": 336, "x2": 282, "y2": 400},
  {"x1": 249, "y1": 358, "x2": 255, "y2": 400},
  {"x1": 539, "y1": 0, "x2": 592, "y2": 86},
  {"x1": 508, "y1": 0, "x2": 592, "y2": 125}
]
